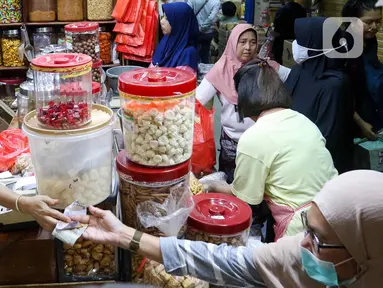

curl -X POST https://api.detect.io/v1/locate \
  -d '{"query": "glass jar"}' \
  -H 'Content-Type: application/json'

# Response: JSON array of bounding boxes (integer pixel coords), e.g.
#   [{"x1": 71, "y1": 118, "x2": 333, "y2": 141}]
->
[
  {"x1": 17, "y1": 70, "x2": 36, "y2": 127},
  {"x1": 57, "y1": 28, "x2": 65, "y2": 47},
  {"x1": 99, "y1": 27, "x2": 112, "y2": 64},
  {"x1": 31, "y1": 53, "x2": 93, "y2": 130},
  {"x1": 116, "y1": 149, "x2": 190, "y2": 235},
  {"x1": 118, "y1": 67, "x2": 196, "y2": 167},
  {"x1": 65, "y1": 22, "x2": 100, "y2": 62},
  {"x1": 92, "y1": 82, "x2": 101, "y2": 104},
  {"x1": 57, "y1": 0, "x2": 83, "y2": 21},
  {"x1": 92, "y1": 59, "x2": 102, "y2": 83},
  {"x1": 186, "y1": 193, "x2": 252, "y2": 247},
  {"x1": 87, "y1": 0, "x2": 113, "y2": 21},
  {"x1": 2, "y1": 29, "x2": 24, "y2": 67},
  {"x1": 0, "y1": 77, "x2": 24, "y2": 108},
  {"x1": 28, "y1": 0, "x2": 56, "y2": 22},
  {"x1": 33, "y1": 27, "x2": 57, "y2": 57},
  {"x1": 22, "y1": 105, "x2": 114, "y2": 209},
  {"x1": 0, "y1": 0, "x2": 22, "y2": 24}
]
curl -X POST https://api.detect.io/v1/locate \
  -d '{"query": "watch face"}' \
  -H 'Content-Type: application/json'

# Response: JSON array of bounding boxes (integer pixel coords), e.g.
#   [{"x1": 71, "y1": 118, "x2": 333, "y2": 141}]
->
[{"x1": 130, "y1": 241, "x2": 139, "y2": 252}]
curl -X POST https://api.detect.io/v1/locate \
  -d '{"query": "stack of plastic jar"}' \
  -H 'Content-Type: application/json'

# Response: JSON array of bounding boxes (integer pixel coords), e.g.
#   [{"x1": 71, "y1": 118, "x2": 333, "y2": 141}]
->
[
  {"x1": 2, "y1": 29, "x2": 23, "y2": 67},
  {"x1": 65, "y1": 22, "x2": 100, "y2": 62},
  {"x1": 31, "y1": 53, "x2": 93, "y2": 130},
  {"x1": 118, "y1": 67, "x2": 196, "y2": 167}
]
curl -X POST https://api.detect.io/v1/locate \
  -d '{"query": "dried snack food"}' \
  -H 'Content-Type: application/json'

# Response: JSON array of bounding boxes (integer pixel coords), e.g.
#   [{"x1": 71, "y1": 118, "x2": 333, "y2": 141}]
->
[
  {"x1": 87, "y1": 0, "x2": 113, "y2": 21},
  {"x1": 63, "y1": 238, "x2": 117, "y2": 277},
  {"x1": 0, "y1": 0, "x2": 22, "y2": 24},
  {"x1": 190, "y1": 173, "x2": 204, "y2": 195},
  {"x1": 99, "y1": 28, "x2": 112, "y2": 64},
  {"x1": 2, "y1": 30, "x2": 23, "y2": 67},
  {"x1": 57, "y1": 0, "x2": 83, "y2": 21}
]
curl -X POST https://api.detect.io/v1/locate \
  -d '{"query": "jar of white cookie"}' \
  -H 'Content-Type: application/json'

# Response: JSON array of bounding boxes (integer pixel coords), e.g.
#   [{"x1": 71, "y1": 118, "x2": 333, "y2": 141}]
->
[{"x1": 118, "y1": 67, "x2": 196, "y2": 167}]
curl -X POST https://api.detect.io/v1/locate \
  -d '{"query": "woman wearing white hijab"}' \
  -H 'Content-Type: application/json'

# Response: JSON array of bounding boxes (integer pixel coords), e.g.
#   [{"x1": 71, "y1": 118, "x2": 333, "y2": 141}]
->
[{"x1": 72, "y1": 170, "x2": 383, "y2": 287}]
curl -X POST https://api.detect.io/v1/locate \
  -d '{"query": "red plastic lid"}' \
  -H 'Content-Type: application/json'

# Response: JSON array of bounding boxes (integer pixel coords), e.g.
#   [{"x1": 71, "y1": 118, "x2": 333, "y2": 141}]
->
[
  {"x1": 65, "y1": 22, "x2": 99, "y2": 32},
  {"x1": 31, "y1": 53, "x2": 92, "y2": 68},
  {"x1": 0, "y1": 77, "x2": 24, "y2": 85},
  {"x1": 118, "y1": 67, "x2": 196, "y2": 97},
  {"x1": 92, "y1": 82, "x2": 101, "y2": 94},
  {"x1": 188, "y1": 193, "x2": 252, "y2": 235},
  {"x1": 92, "y1": 59, "x2": 102, "y2": 68},
  {"x1": 116, "y1": 149, "x2": 190, "y2": 183}
]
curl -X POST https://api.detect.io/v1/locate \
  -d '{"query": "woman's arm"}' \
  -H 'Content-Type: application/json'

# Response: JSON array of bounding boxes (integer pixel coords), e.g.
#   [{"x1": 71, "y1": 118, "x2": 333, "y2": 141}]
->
[
  {"x1": 72, "y1": 206, "x2": 266, "y2": 287},
  {"x1": 197, "y1": 78, "x2": 217, "y2": 106},
  {"x1": 0, "y1": 185, "x2": 70, "y2": 231},
  {"x1": 267, "y1": 60, "x2": 291, "y2": 82}
]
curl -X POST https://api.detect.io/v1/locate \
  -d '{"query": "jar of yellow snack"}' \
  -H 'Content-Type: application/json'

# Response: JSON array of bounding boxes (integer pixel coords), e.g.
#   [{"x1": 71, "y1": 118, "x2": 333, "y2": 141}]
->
[{"x1": 2, "y1": 29, "x2": 23, "y2": 67}]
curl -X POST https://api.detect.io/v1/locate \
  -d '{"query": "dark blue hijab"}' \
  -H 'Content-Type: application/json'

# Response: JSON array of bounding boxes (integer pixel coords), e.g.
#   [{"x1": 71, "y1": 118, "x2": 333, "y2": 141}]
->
[{"x1": 152, "y1": 2, "x2": 199, "y2": 71}]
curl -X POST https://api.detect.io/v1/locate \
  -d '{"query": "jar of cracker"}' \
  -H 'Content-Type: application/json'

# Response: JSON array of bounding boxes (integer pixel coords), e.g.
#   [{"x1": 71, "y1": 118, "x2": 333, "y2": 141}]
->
[
  {"x1": 2, "y1": 29, "x2": 23, "y2": 67},
  {"x1": 186, "y1": 193, "x2": 252, "y2": 247}
]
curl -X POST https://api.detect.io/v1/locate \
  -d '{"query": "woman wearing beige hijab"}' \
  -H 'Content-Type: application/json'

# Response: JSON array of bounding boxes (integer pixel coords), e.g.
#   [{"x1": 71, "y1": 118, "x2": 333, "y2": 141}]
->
[{"x1": 72, "y1": 169, "x2": 383, "y2": 288}]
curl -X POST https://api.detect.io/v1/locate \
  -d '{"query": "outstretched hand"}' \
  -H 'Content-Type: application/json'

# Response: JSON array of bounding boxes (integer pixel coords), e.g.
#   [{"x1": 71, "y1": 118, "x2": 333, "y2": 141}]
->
[{"x1": 70, "y1": 206, "x2": 126, "y2": 247}]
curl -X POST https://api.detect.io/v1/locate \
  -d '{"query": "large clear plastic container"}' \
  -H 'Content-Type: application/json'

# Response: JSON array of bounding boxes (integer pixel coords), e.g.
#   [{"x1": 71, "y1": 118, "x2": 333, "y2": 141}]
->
[
  {"x1": 28, "y1": 0, "x2": 56, "y2": 22},
  {"x1": 87, "y1": 0, "x2": 114, "y2": 21},
  {"x1": 118, "y1": 68, "x2": 196, "y2": 167},
  {"x1": 31, "y1": 53, "x2": 93, "y2": 130},
  {"x1": 33, "y1": 27, "x2": 57, "y2": 57},
  {"x1": 186, "y1": 193, "x2": 252, "y2": 247},
  {"x1": 57, "y1": 0, "x2": 84, "y2": 21},
  {"x1": 22, "y1": 105, "x2": 114, "y2": 209},
  {"x1": 65, "y1": 22, "x2": 100, "y2": 62}
]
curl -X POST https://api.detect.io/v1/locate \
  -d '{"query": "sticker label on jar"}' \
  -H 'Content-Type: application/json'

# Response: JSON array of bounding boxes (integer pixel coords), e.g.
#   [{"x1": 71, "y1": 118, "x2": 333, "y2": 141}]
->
[
  {"x1": 95, "y1": 45, "x2": 100, "y2": 53},
  {"x1": 66, "y1": 35, "x2": 73, "y2": 50}
]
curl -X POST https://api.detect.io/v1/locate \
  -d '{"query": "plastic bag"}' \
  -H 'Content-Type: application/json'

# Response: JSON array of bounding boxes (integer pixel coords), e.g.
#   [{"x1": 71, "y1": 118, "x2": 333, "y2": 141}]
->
[
  {"x1": 191, "y1": 100, "x2": 216, "y2": 175},
  {"x1": 198, "y1": 172, "x2": 229, "y2": 192},
  {"x1": 136, "y1": 184, "x2": 194, "y2": 237},
  {"x1": 112, "y1": 0, "x2": 131, "y2": 21},
  {"x1": 0, "y1": 128, "x2": 30, "y2": 172}
]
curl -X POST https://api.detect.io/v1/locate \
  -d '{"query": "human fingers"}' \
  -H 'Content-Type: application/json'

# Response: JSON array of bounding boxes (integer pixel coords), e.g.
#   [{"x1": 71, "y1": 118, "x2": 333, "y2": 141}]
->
[
  {"x1": 70, "y1": 214, "x2": 91, "y2": 224},
  {"x1": 45, "y1": 207, "x2": 71, "y2": 223}
]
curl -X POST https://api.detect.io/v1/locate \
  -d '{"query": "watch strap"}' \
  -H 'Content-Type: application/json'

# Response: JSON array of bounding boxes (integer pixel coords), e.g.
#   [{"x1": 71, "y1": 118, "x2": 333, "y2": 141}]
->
[{"x1": 128, "y1": 230, "x2": 143, "y2": 253}]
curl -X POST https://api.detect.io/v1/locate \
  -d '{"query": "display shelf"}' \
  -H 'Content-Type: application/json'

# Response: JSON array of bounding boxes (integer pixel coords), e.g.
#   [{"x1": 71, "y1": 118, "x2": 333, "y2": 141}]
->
[
  {"x1": 0, "y1": 23, "x2": 23, "y2": 27},
  {"x1": 0, "y1": 66, "x2": 28, "y2": 70},
  {"x1": 25, "y1": 20, "x2": 116, "y2": 26}
]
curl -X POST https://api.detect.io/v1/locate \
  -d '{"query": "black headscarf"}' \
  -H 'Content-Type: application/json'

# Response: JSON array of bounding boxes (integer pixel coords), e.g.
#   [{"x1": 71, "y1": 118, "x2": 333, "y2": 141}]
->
[{"x1": 285, "y1": 17, "x2": 354, "y2": 174}]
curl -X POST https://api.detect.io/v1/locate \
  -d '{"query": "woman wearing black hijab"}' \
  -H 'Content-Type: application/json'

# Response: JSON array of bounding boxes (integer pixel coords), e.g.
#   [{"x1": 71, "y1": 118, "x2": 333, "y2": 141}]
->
[{"x1": 275, "y1": 17, "x2": 354, "y2": 174}]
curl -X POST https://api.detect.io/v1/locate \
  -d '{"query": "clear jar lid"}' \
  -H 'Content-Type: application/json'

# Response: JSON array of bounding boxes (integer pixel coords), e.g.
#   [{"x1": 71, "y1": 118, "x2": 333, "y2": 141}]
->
[
  {"x1": 188, "y1": 193, "x2": 252, "y2": 235},
  {"x1": 35, "y1": 27, "x2": 54, "y2": 33},
  {"x1": 3, "y1": 29, "x2": 19, "y2": 36}
]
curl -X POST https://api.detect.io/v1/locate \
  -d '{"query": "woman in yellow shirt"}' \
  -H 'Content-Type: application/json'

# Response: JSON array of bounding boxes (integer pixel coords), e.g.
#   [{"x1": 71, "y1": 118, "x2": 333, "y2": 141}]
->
[{"x1": 211, "y1": 59, "x2": 338, "y2": 241}]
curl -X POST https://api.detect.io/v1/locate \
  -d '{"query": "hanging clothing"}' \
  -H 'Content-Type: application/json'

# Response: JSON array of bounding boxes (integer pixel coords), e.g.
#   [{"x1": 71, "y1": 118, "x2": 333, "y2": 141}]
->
[
  {"x1": 272, "y1": 1, "x2": 306, "y2": 64},
  {"x1": 284, "y1": 17, "x2": 354, "y2": 174},
  {"x1": 152, "y1": 2, "x2": 199, "y2": 71}
]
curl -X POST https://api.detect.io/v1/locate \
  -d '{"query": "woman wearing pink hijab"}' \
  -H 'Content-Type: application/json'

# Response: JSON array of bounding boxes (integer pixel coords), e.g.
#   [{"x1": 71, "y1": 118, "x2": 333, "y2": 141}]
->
[{"x1": 196, "y1": 24, "x2": 258, "y2": 183}]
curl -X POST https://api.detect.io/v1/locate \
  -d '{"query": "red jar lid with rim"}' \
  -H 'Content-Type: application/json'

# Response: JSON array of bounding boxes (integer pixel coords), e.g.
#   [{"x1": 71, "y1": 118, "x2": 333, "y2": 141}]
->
[
  {"x1": 92, "y1": 82, "x2": 101, "y2": 94},
  {"x1": 0, "y1": 77, "x2": 24, "y2": 85},
  {"x1": 31, "y1": 53, "x2": 92, "y2": 69},
  {"x1": 116, "y1": 149, "x2": 190, "y2": 183},
  {"x1": 65, "y1": 22, "x2": 99, "y2": 33},
  {"x1": 92, "y1": 59, "x2": 102, "y2": 68},
  {"x1": 188, "y1": 193, "x2": 252, "y2": 235},
  {"x1": 118, "y1": 67, "x2": 196, "y2": 97}
]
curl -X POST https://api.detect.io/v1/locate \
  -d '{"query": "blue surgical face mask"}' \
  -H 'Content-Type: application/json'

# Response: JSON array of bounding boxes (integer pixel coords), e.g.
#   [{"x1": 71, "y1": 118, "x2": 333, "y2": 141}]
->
[{"x1": 300, "y1": 243, "x2": 357, "y2": 287}]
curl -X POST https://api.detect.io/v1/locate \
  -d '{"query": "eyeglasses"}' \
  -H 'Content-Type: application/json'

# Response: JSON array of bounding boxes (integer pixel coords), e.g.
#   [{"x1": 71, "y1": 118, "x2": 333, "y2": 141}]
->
[{"x1": 301, "y1": 210, "x2": 346, "y2": 253}]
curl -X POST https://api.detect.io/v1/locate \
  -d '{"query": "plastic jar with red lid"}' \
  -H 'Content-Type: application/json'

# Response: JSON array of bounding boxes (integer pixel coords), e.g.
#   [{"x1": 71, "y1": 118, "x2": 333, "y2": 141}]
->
[
  {"x1": 186, "y1": 193, "x2": 252, "y2": 247},
  {"x1": 65, "y1": 22, "x2": 100, "y2": 62},
  {"x1": 116, "y1": 149, "x2": 190, "y2": 236},
  {"x1": 92, "y1": 82, "x2": 101, "y2": 104},
  {"x1": 31, "y1": 53, "x2": 92, "y2": 130},
  {"x1": 118, "y1": 67, "x2": 197, "y2": 167}
]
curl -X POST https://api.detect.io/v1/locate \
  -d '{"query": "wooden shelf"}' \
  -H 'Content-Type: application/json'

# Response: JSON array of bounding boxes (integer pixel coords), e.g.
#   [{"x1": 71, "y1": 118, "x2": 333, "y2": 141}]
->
[
  {"x1": 0, "y1": 66, "x2": 28, "y2": 70},
  {"x1": 0, "y1": 23, "x2": 23, "y2": 27},
  {"x1": 25, "y1": 20, "x2": 116, "y2": 26}
]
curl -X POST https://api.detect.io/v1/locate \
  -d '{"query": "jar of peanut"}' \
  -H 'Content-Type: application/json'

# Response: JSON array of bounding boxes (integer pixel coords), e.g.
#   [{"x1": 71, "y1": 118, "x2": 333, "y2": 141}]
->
[
  {"x1": 186, "y1": 193, "x2": 252, "y2": 247},
  {"x1": 99, "y1": 27, "x2": 112, "y2": 64},
  {"x1": 2, "y1": 29, "x2": 24, "y2": 67},
  {"x1": 87, "y1": 0, "x2": 113, "y2": 21}
]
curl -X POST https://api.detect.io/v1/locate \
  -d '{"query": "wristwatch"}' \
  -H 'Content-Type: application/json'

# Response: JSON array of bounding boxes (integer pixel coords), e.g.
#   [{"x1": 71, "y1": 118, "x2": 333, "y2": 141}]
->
[{"x1": 128, "y1": 230, "x2": 143, "y2": 253}]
